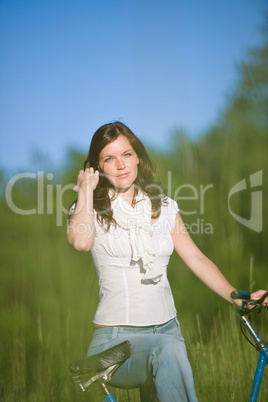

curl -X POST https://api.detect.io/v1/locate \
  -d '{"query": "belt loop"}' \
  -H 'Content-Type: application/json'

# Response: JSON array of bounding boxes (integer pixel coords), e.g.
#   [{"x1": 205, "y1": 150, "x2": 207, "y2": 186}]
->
[{"x1": 112, "y1": 326, "x2": 119, "y2": 340}]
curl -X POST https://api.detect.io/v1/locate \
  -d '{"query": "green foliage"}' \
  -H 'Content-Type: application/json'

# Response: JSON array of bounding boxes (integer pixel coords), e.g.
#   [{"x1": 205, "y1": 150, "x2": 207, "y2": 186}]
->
[{"x1": 1, "y1": 32, "x2": 268, "y2": 401}]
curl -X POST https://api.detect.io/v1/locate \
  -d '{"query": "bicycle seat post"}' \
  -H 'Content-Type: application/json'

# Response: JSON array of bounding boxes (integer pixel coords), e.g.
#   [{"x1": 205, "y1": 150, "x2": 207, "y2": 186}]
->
[{"x1": 99, "y1": 381, "x2": 117, "y2": 402}]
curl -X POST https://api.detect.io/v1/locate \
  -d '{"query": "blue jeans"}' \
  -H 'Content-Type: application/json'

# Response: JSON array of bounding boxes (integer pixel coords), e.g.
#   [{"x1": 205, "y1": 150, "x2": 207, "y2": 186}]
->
[{"x1": 87, "y1": 318, "x2": 198, "y2": 401}]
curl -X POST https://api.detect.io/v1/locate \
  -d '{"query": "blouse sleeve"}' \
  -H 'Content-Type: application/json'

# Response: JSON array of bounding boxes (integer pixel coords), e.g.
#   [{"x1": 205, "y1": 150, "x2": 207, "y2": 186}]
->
[{"x1": 68, "y1": 200, "x2": 77, "y2": 217}]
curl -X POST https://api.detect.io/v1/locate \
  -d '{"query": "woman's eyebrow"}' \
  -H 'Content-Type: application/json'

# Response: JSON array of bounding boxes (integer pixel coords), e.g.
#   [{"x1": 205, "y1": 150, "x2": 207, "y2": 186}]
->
[{"x1": 123, "y1": 148, "x2": 134, "y2": 153}]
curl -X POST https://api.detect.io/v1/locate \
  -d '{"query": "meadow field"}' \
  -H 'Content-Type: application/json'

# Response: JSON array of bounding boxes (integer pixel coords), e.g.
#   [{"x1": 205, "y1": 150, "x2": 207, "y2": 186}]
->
[
  {"x1": 0, "y1": 193, "x2": 267, "y2": 402},
  {"x1": 1, "y1": 36, "x2": 267, "y2": 401}
]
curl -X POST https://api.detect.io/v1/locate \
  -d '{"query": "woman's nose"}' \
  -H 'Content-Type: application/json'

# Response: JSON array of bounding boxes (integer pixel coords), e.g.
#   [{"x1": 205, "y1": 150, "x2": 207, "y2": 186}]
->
[{"x1": 116, "y1": 158, "x2": 126, "y2": 170}]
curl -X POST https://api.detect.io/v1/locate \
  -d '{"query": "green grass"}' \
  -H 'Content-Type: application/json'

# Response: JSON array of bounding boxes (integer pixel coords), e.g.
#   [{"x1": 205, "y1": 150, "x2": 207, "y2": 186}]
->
[
  {"x1": 189, "y1": 310, "x2": 268, "y2": 401},
  {"x1": 0, "y1": 201, "x2": 267, "y2": 401},
  {"x1": 1, "y1": 30, "x2": 268, "y2": 401}
]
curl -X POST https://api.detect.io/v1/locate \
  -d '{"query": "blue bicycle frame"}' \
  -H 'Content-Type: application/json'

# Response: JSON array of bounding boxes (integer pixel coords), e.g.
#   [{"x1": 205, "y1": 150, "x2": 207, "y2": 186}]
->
[
  {"x1": 231, "y1": 290, "x2": 268, "y2": 402},
  {"x1": 249, "y1": 340, "x2": 268, "y2": 401},
  {"x1": 103, "y1": 396, "x2": 116, "y2": 402},
  {"x1": 103, "y1": 395, "x2": 116, "y2": 402}
]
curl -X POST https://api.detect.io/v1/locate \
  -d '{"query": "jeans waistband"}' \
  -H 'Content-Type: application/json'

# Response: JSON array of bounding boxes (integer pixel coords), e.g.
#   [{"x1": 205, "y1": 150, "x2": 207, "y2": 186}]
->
[{"x1": 93, "y1": 317, "x2": 178, "y2": 338}]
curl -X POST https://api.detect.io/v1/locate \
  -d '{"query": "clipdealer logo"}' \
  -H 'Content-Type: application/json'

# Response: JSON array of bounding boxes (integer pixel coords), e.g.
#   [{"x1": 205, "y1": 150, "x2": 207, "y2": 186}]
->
[
  {"x1": 4, "y1": 170, "x2": 263, "y2": 233},
  {"x1": 228, "y1": 171, "x2": 263, "y2": 233}
]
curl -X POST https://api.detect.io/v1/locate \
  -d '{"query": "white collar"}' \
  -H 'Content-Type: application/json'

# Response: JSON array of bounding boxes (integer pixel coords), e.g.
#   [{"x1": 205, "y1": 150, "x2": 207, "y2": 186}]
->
[{"x1": 110, "y1": 190, "x2": 163, "y2": 283}]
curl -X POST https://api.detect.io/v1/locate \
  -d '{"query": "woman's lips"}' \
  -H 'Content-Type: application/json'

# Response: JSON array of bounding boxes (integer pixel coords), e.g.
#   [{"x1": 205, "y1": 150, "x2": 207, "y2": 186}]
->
[{"x1": 117, "y1": 172, "x2": 129, "y2": 178}]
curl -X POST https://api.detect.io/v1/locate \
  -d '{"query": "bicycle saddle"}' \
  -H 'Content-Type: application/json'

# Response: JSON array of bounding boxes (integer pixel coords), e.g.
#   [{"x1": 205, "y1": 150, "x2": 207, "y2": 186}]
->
[{"x1": 69, "y1": 340, "x2": 132, "y2": 391}]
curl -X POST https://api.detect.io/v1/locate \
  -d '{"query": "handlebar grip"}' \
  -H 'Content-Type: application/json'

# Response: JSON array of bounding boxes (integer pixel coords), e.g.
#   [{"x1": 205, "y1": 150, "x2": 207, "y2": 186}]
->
[
  {"x1": 231, "y1": 290, "x2": 251, "y2": 300},
  {"x1": 254, "y1": 291, "x2": 268, "y2": 304}
]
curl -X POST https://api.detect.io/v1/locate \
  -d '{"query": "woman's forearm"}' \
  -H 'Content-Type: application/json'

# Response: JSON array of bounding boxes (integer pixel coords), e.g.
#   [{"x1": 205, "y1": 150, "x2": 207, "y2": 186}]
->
[
  {"x1": 172, "y1": 213, "x2": 237, "y2": 304},
  {"x1": 67, "y1": 184, "x2": 96, "y2": 251},
  {"x1": 186, "y1": 253, "x2": 237, "y2": 304}
]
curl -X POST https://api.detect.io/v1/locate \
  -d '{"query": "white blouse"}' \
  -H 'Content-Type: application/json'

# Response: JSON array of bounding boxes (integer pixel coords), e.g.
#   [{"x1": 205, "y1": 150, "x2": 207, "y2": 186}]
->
[{"x1": 90, "y1": 196, "x2": 178, "y2": 326}]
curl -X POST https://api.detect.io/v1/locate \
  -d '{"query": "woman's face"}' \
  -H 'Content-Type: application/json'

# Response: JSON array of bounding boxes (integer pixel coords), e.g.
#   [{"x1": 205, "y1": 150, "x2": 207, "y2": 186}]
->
[{"x1": 98, "y1": 135, "x2": 139, "y2": 191}]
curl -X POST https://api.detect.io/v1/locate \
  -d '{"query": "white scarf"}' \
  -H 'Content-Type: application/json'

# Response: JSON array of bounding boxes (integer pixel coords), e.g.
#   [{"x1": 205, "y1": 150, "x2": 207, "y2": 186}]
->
[{"x1": 110, "y1": 190, "x2": 163, "y2": 283}]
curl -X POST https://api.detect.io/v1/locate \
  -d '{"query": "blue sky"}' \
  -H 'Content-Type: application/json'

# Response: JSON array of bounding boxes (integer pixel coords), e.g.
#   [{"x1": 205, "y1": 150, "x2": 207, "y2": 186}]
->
[{"x1": 0, "y1": 0, "x2": 267, "y2": 173}]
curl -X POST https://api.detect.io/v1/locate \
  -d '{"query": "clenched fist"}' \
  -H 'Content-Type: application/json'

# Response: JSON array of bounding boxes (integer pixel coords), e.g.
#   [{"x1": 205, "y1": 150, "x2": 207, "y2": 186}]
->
[{"x1": 73, "y1": 167, "x2": 99, "y2": 193}]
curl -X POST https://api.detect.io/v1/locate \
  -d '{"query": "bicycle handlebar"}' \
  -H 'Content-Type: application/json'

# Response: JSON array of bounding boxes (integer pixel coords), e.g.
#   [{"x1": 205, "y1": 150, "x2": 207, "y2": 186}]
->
[
  {"x1": 231, "y1": 290, "x2": 268, "y2": 315},
  {"x1": 231, "y1": 290, "x2": 251, "y2": 300}
]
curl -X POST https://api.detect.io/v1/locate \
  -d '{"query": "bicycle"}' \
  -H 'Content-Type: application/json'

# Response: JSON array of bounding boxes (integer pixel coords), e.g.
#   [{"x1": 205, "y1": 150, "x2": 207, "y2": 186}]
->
[
  {"x1": 231, "y1": 290, "x2": 268, "y2": 401},
  {"x1": 69, "y1": 291, "x2": 268, "y2": 401},
  {"x1": 69, "y1": 340, "x2": 132, "y2": 401}
]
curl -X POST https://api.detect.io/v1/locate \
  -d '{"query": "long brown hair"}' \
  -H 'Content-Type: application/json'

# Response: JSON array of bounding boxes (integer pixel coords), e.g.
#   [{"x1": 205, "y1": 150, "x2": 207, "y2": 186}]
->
[{"x1": 84, "y1": 121, "x2": 166, "y2": 228}]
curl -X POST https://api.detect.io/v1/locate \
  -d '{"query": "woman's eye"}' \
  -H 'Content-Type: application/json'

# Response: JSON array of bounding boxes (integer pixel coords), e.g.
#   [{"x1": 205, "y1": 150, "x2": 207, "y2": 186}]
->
[
  {"x1": 104, "y1": 157, "x2": 113, "y2": 162},
  {"x1": 124, "y1": 153, "x2": 132, "y2": 157}
]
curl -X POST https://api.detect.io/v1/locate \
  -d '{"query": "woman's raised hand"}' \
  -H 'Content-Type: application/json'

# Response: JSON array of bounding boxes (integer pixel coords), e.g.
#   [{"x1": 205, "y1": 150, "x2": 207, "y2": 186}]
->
[{"x1": 73, "y1": 167, "x2": 99, "y2": 193}]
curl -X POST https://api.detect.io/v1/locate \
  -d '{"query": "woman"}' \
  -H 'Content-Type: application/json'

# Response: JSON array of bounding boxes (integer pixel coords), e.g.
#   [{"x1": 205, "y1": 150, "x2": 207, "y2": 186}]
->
[{"x1": 67, "y1": 121, "x2": 267, "y2": 401}]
